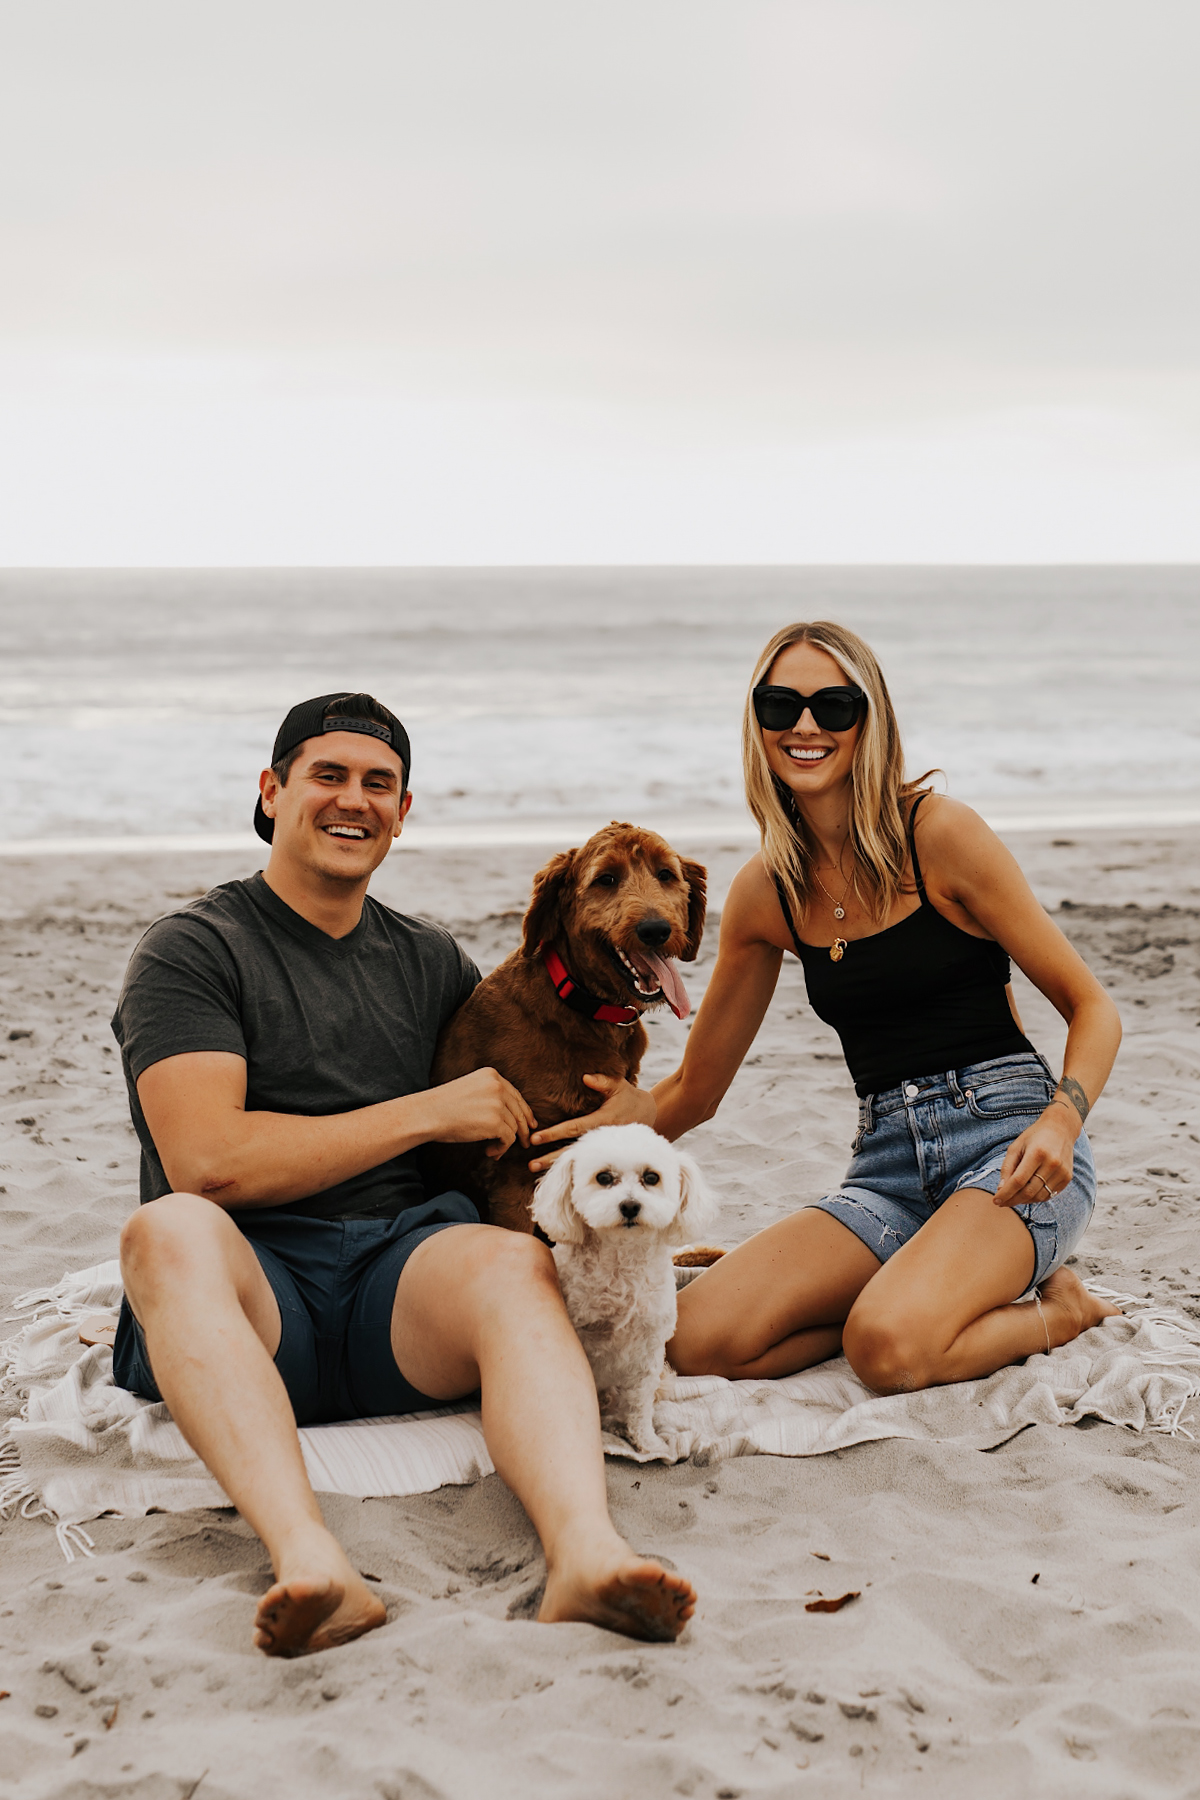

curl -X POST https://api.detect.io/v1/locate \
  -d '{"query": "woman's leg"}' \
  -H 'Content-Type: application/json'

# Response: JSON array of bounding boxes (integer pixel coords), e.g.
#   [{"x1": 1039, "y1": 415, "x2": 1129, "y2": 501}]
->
[
  {"x1": 668, "y1": 1208, "x2": 882, "y2": 1379},
  {"x1": 842, "y1": 1187, "x2": 1119, "y2": 1393}
]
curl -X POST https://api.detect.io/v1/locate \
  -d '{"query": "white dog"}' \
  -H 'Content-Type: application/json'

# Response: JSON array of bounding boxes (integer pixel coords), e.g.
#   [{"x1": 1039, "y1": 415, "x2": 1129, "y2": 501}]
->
[{"x1": 531, "y1": 1123, "x2": 717, "y2": 1455}]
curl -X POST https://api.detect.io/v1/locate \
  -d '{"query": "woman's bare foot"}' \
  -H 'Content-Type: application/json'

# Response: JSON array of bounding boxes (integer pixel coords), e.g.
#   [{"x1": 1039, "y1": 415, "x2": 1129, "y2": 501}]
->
[
  {"x1": 539, "y1": 1535, "x2": 696, "y2": 1642},
  {"x1": 254, "y1": 1529, "x2": 386, "y2": 1657},
  {"x1": 1040, "y1": 1267, "x2": 1122, "y2": 1347}
]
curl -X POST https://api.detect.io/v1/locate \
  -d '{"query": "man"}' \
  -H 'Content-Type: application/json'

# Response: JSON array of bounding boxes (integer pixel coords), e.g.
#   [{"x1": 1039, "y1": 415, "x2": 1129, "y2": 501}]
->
[{"x1": 111, "y1": 692, "x2": 694, "y2": 1655}]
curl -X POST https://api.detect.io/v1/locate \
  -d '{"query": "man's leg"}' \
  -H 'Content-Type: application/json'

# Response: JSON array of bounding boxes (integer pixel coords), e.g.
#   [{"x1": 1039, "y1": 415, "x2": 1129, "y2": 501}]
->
[
  {"x1": 119, "y1": 1194, "x2": 385, "y2": 1655},
  {"x1": 390, "y1": 1225, "x2": 696, "y2": 1641}
]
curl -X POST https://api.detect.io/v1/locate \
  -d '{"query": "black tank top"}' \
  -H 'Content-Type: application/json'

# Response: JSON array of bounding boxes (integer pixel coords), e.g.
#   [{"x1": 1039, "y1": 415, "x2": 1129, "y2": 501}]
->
[{"x1": 774, "y1": 793, "x2": 1031, "y2": 1097}]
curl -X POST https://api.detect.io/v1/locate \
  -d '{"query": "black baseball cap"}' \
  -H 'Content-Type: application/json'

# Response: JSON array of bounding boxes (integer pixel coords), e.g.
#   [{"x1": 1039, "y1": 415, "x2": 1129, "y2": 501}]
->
[{"x1": 253, "y1": 693, "x2": 412, "y2": 844}]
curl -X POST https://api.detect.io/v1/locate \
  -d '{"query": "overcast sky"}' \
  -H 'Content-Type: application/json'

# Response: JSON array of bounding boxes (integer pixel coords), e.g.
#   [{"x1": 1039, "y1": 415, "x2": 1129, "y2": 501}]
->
[{"x1": 2, "y1": 0, "x2": 1198, "y2": 563}]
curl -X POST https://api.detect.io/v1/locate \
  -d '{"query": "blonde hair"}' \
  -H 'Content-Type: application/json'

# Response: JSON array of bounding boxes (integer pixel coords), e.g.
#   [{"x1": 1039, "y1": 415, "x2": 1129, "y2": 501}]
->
[{"x1": 742, "y1": 620, "x2": 931, "y2": 928}]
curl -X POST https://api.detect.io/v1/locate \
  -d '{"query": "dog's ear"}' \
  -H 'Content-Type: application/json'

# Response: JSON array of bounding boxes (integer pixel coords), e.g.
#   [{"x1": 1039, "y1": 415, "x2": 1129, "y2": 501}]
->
[
  {"x1": 679, "y1": 859, "x2": 708, "y2": 962},
  {"x1": 669, "y1": 1148, "x2": 718, "y2": 1243},
  {"x1": 530, "y1": 1151, "x2": 586, "y2": 1245},
  {"x1": 521, "y1": 850, "x2": 576, "y2": 959}
]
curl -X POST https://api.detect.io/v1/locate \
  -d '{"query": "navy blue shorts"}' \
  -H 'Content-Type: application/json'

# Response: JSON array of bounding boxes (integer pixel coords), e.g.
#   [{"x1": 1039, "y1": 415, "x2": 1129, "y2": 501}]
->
[{"x1": 112, "y1": 1192, "x2": 480, "y2": 1427}]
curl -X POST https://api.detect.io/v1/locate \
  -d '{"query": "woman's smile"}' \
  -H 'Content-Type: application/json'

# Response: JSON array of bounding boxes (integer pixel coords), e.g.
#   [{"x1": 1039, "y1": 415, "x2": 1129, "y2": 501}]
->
[{"x1": 783, "y1": 743, "x2": 835, "y2": 764}]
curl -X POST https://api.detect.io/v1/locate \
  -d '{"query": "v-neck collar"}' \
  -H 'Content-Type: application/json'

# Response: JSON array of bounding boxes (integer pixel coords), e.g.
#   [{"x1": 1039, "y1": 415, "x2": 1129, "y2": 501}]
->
[{"x1": 247, "y1": 872, "x2": 371, "y2": 955}]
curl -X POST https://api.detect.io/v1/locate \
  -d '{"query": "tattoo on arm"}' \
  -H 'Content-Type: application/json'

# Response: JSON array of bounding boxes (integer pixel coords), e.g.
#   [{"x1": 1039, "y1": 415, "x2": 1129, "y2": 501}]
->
[{"x1": 1054, "y1": 1076, "x2": 1091, "y2": 1126}]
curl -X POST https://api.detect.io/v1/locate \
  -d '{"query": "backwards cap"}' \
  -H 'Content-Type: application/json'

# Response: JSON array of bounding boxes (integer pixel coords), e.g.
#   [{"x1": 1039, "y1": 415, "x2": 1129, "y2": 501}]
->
[{"x1": 253, "y1": 693, "x2": 411, "y2": 844}]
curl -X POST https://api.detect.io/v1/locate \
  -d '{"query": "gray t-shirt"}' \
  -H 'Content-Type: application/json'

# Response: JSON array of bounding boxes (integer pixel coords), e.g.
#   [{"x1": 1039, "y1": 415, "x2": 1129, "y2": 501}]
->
[{"x1": 111, "y1": 873, "x2": 480, "y2": 1221}]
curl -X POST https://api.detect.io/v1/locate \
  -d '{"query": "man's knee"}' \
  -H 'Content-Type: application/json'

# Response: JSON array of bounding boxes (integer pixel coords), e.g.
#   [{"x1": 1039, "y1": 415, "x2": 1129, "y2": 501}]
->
[
  {"x1": 842, "y1": 1305, "x2": 934, "y2": 1394},
  {"x1": 478, "y1": 1225, "x2": 557, "y2": 1284},
  {"x1": 119, "y1": 1193, "x2": 233, "y2": 1291},
  {"x1": 448, "y1": 1225, "x2": 559, "y2": 1314}
]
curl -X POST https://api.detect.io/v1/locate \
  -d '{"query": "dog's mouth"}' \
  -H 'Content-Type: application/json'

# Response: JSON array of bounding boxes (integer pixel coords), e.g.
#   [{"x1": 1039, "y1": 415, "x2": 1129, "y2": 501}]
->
[{"x1": 609, "y1": 943, "x2": 690, "y2": 1020}]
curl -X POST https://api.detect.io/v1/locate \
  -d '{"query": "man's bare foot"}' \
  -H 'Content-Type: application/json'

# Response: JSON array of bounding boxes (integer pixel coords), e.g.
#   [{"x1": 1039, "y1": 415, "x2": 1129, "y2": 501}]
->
[
  {"x1": 1040, "y1": 1267, "x2": 1122, "y2": 1347},
  {"x1": 539, "y1": 1538, "x2": 696, "y2": 1642},
  {"x1": 254, "y1": 1533, "x2": 386, "y2": 1657}
]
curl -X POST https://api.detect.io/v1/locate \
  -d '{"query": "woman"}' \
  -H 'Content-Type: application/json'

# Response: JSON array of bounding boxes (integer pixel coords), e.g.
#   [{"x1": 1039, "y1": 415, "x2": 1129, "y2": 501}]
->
[{"x1": 530, "y1": 620, "x2": 1121, "y2": 1393}]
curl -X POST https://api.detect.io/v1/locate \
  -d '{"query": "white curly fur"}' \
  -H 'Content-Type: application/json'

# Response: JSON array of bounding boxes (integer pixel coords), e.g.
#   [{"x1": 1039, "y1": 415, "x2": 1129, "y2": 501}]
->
[{"x1": 531, "y1": 1124, "x2": 717, "y2": 1455}]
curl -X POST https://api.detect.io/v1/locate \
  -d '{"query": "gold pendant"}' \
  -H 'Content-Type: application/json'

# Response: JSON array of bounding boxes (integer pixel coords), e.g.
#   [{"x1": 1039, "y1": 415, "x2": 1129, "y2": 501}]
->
[{"x1": 830, "y1": 937, "x2": 847, "y2": 963}]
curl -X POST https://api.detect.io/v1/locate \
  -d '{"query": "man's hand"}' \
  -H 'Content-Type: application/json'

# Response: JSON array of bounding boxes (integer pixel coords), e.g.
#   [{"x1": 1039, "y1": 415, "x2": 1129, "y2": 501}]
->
[
  {"x1": 528, "y1": 1075, "x2": 656, "y2": 1173},
  {"x1": 424, "y1": 1067, "x2": 538, "y2": 1160},
  {"x1": 992, "y1": 1105, "x2": 1078, "y2": 1209}
]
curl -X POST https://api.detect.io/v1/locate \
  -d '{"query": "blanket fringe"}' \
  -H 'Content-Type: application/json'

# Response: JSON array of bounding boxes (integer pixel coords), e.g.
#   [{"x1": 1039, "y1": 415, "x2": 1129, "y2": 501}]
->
[
  {"x1": 1083, "y1": 1283, "x2": 1200, "y2": 1438},
  {"x1": 1, "y1": 1427, "x2": 95, "y2": 1559},
  {"x1": 2, "y1": 1269, "x2": 103, "y2": 1400},
  {"x1": 1, "y1": 1272, "x2": 113, "y2": 1557},
  {"x1": 55, "y1": 1521, "x2": 96, "y2": 1561}
]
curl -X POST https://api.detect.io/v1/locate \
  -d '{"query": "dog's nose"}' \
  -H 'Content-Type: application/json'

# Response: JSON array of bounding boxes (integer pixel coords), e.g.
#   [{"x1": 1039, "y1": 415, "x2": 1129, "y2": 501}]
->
[
  {"x1": 635, "y1": 916, "x2": 672, "y2": 949},
  {"x1": 619, "y1": 1200, "x2": 641, "y2": 1223}
]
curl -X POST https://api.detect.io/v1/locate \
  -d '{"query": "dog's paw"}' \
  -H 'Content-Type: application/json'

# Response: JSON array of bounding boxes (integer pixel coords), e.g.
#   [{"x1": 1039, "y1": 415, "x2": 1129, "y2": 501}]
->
[
  {"x1": 636, "y1": 1437, "x2": 672, "y2": 1460},
  {"x1": 622, "y1": 1420, "x2": 673, "y2": 1459}
]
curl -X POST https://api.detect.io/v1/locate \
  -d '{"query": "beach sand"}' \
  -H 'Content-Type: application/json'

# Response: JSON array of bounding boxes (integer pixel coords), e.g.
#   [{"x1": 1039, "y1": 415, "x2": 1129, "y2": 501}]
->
[{"x1": 1, "y1": 825, "x2": 1198, "y2": 1799}]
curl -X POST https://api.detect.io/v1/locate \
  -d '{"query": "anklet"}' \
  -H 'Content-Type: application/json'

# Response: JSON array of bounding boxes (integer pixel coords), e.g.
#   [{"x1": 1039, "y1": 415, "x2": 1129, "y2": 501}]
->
[{"x1": 1032, "y1": 1288, "x2": 1052, "y2": 1356}]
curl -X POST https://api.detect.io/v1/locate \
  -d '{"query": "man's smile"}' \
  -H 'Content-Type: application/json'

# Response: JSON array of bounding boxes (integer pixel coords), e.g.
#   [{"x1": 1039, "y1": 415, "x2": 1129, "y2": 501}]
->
[{"x1": 321, "y1": 822, "x2": 372, "y2": 839}]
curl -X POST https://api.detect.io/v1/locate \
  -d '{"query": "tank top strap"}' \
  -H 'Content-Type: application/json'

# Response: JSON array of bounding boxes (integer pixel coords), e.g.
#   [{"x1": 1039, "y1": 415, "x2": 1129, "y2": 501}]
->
[
  {"x1": 772, "y1": 872, "x2": 807, "y2": 958},
  {"x1": 906, "y1": 791, "x2": 930, "y2": 904}
]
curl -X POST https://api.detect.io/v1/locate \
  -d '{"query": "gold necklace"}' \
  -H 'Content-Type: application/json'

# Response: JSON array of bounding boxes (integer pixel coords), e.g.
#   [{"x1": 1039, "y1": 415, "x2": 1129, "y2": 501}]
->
[
  {"x1": 812, "y1": 865, "x2": 852, "y2": 921},
  {"x1": 812, "y1": 859, "x2": 852, "y2": 963}
]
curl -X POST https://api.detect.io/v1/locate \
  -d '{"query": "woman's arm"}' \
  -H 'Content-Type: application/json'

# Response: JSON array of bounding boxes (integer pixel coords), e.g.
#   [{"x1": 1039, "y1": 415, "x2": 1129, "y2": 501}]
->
[
  {"x1": 528, "y1": 856, "x2": 787, "y2": 1166},
  {"x1": 915, "y1": 797, "x2": 1122, "y2": 1206},
  {"x1": 651, "y1": 887, "x2": 784, "y2": 1140}
]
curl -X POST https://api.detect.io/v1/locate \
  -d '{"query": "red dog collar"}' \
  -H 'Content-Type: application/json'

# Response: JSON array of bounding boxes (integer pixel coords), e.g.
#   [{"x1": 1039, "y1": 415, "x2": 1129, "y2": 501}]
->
[{"x1": 542, "y1": 946, "x2": 641, "y2": 1026}]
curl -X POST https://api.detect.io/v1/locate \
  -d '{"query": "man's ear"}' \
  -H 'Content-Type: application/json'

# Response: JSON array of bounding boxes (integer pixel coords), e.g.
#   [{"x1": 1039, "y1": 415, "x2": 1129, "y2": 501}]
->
[
  {"x1": 521, "y1": 850, "x2": 576, "y2": 958},
  {"x1": 680, "y1": 859, "x2": 708, "y2": 962},
  {"x1": 259, "y1": 767, "x2": 279, "y2": 823}
]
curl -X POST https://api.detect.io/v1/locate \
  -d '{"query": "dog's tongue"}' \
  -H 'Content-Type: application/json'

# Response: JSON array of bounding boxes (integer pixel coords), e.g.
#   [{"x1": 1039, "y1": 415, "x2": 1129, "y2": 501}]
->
[{"x1": 637, "y1": 951, "x2": 690, "y2": 1019}]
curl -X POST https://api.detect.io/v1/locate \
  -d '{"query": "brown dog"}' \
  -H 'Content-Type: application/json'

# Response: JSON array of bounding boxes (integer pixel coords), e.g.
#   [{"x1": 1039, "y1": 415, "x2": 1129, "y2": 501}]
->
[{"x1": 427, "y1": 822, "x2": 706, "y2": 1232}]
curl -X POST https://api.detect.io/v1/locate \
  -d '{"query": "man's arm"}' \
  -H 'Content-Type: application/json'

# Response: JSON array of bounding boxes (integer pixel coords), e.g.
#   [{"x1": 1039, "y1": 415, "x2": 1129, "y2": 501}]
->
[{"x1": 137, "y1": 1051, "x2": 537, "y2": 1209}]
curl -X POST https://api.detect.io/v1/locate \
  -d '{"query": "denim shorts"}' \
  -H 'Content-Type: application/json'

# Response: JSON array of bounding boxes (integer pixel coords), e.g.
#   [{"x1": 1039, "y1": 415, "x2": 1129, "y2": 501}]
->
[
  {"x1": 112, "y1": 1192, "x2": 480, "y2": 1426},
  {"x1": 809, "y1": 1053, "x2": 1095, "y2": 1288}
]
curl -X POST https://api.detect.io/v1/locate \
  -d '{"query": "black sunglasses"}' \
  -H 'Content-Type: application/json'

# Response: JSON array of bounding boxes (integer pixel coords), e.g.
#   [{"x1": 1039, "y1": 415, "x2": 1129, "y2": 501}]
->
[{"x1": 752, "y1": 683, "x2": 865, "y2": 734}]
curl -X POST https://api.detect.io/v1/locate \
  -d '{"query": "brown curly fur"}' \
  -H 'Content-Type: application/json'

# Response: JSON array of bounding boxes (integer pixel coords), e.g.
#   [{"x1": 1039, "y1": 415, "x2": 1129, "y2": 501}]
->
[{"x1": 427, "y1": 823, "x2": 706, "y2": 1232}]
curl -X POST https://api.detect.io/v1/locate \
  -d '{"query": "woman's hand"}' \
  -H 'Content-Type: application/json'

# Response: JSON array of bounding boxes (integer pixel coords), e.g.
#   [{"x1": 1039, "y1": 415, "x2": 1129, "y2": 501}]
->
[
  {"x1": 527, "y1": 1074, "x2": 656, "y2": 1173},
  {"x1": 992, "y1": 1103, "x2": 1080, "y2": 1208}
]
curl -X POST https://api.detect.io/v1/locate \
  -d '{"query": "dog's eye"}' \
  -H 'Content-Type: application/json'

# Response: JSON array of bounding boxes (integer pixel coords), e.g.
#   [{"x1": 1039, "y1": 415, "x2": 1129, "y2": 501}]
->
[
  {"x1": 641, "y1": 1169, "x2": 661, "y2": 1186},
  {"x1": 591, "y1": 872, "x2": 619, "y2": 888},
  {"x1": 595, "y1": 1170, "x2": 617, "y2": 1187},
  {"x1": 656, "y1": 868, "x2": 677, "y2": 883}
]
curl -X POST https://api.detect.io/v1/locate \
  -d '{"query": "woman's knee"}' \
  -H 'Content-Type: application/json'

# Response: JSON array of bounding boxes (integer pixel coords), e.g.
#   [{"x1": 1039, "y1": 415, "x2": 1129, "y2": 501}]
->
[
  {"x1": 842, "y1": 1305, "x2": 936, "y2": 1395},
  {"x1": 666, "y1": 1302, "x2": 736, "y2": 1379}
]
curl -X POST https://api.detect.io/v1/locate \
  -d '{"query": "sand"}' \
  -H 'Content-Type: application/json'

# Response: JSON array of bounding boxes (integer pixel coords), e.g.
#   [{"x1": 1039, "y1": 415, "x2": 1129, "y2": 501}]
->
[{"x1": 1, "y1": 824, "x2": 1199, "y2": 1799}]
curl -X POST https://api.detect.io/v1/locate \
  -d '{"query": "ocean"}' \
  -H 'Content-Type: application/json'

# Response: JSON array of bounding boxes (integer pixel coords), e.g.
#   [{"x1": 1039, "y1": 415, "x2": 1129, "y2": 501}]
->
[{"x1": 1, "y1": 565, "x2": 1197, "y2": 849}]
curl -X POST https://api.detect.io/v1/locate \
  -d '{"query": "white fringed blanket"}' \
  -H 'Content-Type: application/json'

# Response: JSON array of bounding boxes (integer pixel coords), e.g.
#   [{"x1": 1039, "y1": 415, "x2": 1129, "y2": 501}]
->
[{"x1": 3, "y1": 1261, "x2": 1198, "y2": 1559}]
